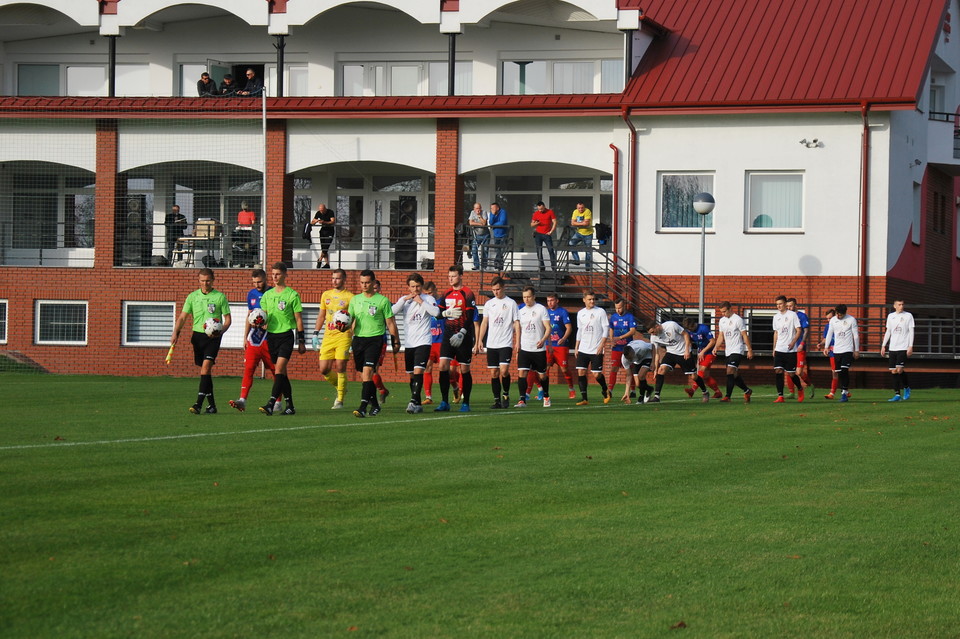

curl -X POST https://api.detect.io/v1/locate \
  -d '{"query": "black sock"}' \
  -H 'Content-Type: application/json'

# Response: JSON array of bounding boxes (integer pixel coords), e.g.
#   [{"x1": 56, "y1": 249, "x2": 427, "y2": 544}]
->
[
  {"x1": 776, "y1": 372, "x2": 785, "y2": 395},
  {"x1": 517, "y1": 376, "x2": 528, "y2": 400},
  {"x1": 541, "y1": 377, "x2": 550, "y2": 398},
  {"x1": 461, "y1": 371, "x2": 473, "y2": 403},
  {"x1": 501, "y1": 374, "x2": 511, "y2": 398},
  {"x1": 578, "y1": 375, "x2": 588, "y2": 398},
  {"x1": 439, "y1": 370, "x2": 450, "y2": 403},
  {"x1": 901, "y1": 371, "x2": 910, "y2": 389},
  {"x1": 726, "y1": 374, "x2": 735, "y2": 397},
  {"x1": 412, "y1": 373, "x2": 424, "y2": 403},
  {"x1": 492, "y1": 377, "x2": 502, "y2": 400},
  {"x1": 596, "y1": 373, "x2": 608, "y2": 395}
]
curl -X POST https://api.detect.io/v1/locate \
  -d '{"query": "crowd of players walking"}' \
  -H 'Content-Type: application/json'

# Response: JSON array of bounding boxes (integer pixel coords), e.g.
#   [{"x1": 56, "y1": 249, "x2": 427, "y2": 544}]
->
[{"x1": 170, "y1": 265, "x2": 917, "y2": 416}]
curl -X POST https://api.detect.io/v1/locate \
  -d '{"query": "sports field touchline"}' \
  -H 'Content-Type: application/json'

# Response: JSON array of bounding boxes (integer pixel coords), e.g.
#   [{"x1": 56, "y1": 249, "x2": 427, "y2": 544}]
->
[
  {"x1": 0, "y1": 393, "x2": 797, "y2": 453},
  {"x1": 0, "y1": 404, "x2": 606, "y2": 452}
]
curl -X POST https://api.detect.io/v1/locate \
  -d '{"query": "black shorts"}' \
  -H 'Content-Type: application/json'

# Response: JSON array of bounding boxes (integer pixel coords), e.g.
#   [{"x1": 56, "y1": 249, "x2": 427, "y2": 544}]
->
[
  {"x1": 191, "y1": 331, "x2": 222, "y2": 366},
  {"x1": 266, "y1": 330, "x2": 295, "y2": 362},
  {"x1": 486, "y1": 346, "x2": 513, "y2": 368},
  {"x1": 576, "y1": 351, "x2": 604, "y2": 372},
  {"x1": 773, "y1": 351, "x2": 798, "y2": 373},
  {"x1": 725, "y1": 353, "x2": 745, "y2": 370},
  {"x1": 318, "y1": 233, "x2": 334, "y2": 251},
  {"x1": 517, "y1": 350, "x2": 547, "y2": 374},
  {"x1": 404, "y1": 344, "x2": 432, "y2": 373},
  {"x1": 628, "y1": 358, "x2": 652, "y2": 375},
  {"x1": 887, "y1": 350, "x2": 908, "y2": 370},
  {"x1": 658, "y1": 351, "x2": 686, "y2": 371},
  {"x1": 440, "y1": 330, "x2": 474, "y2": 365},
  {"x1": 353, "y1": 335, "x2": 384, "y2": 371},
  {"x1": 835, "y1": 351, "x2": 855, "y2": 371}
]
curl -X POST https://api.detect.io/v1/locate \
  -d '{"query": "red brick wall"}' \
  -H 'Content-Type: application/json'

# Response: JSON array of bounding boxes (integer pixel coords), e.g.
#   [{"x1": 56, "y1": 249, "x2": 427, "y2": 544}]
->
[
  {"x1": 434, "y1": 118, "x2": 461, "y2": 266},
  {"x1": 265, "y1": 119, "x2": 293, "y2": 266}
]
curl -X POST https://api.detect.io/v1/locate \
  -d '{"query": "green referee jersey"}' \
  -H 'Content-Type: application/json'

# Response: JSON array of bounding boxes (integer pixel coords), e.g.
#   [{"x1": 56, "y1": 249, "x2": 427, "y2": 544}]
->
[
  {"x1": 260, "y1": 286, "x2": 303, "y2": 333},
  {"x1": 348, "y1": 293, "x2": 394, "y2": 337},
  {"x1": 182, "y1": 288, "x2": 231, "y2": 333}
]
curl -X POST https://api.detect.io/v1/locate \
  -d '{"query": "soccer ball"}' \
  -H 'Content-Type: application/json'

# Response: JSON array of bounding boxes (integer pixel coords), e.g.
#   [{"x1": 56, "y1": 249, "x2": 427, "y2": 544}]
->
[
  {"x1": 333, "y1": 310, "x2": 351, "y2": 333},
  {"x1": 203, "y1": 317, "x2": 224, "y2": 337},
  {"x1": 248, "y1": 308, "x2": 267, "y2": 329}
]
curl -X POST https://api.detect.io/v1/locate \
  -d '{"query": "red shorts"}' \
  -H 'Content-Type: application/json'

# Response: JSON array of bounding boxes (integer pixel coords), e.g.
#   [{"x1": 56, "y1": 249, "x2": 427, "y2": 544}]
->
[
  {"x1": 547, "y1": 345, "x2": 570, "y2": 368},
  {"x1": 244, "y1": 341, "x2": 274, "y2": 371},
  {"x1": 429, "y1": 342, "x2": 441, "y2": 363},
  {"x1": 698, "y1": 353, "x2": 716, "y2": 369},
  {"x1": 610, "y1": 350, "x2": 626, "y2": 368}
]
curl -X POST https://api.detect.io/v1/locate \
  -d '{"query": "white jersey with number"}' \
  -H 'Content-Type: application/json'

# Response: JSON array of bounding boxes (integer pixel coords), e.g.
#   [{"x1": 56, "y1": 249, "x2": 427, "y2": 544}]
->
[
  {"x1": 576, "y1": 307, "x2": 608, "y2": 355},
  {"x1": 882, "y1": 311, "x2": 915, "y2": 351},
  {"x1": 392, "y1": 294, "x2": 439, "y2": 348},
  {"x1": 518, "y1": 303, "x2": 550, "y2": 352},
  {"x1": 483, "y1": 296, "x2": 519, "y2": 349},
  {"x1": 772, "y1": 310, "x2": 800, "y2": 353},
  {"x1": 650, "y1": 320, "x2": 687, "y2": 356},
  {"x1": 825, "y1": 314, "x2": 859, "y2": 354},
  {"x1": 718, "y1": 313, "x2": 747, "y2": 355}
]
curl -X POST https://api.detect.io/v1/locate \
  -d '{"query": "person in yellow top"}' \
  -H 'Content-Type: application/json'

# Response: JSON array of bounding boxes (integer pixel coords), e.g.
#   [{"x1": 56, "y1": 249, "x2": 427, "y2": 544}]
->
[
  {"x1": 569, "y1": 201, "x2": 594, "y2": 270},
  {"x1": 312, "y1": 267, "x2": 354, "y2": 409}
]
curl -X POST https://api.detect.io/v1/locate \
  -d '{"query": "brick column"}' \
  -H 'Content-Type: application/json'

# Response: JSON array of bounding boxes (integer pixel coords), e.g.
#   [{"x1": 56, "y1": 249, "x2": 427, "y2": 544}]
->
[
  {"x1": 264, "y1": 119, "x2": 293, "y2": 266},
  {"x1": 95, "y1": 119, "x2": 119, "y2": 269},
  {"x1": 435, "y1": 118, "x2": 462, "y2": 268}
]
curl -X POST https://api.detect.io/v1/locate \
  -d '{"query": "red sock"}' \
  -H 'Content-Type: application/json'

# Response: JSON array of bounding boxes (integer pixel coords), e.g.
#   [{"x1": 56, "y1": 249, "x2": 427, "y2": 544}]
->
[
  {"x1": 705, "y1": 376, "x2": 720, "y2": 392},
  {"x1": 373, "y1": 373, "x2": 386, "y2": 392},
  {"x1": 786, "y1": 376, "x2": 796, "y2": 392},
  {"x1": 424, "y1": 372, "x2": 433, "y2": 395}
]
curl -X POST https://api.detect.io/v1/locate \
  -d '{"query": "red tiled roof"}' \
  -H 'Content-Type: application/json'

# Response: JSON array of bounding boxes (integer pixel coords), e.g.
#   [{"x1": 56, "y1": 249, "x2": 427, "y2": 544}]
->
[
  {"x1": 0, "y1": 94, "x2": 623, "y2": 119},
  {"x1": 621, "y1": 0, "x2": 948, "y2": 112}
]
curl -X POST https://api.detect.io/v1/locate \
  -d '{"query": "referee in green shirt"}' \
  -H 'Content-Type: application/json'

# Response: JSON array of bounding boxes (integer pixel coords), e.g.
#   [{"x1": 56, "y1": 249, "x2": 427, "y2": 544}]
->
[
  {"x1": 171, "y1": 268, "x2": 232, "y2": 414},
  {"x1": 258, "y1": 262, "x2": 306, "y2": 415},
  {"x1": 347, "y1": 269, "x2": 400, "y2": 418}
]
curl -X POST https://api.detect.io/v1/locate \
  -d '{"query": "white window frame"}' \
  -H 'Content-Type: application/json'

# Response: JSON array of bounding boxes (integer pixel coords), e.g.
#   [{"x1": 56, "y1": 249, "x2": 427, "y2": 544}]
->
[
  {"x1": 500, "y1": 58, "x2": 622, "y2": 95},
  {"x1": 745, "y1": 171, "x2": 805, "y2": 233},
  {"x1": 35, "y1": 300, "x2": 88, "y2": 346},
  {"x1": 0, "y1": 299, "x2": 8, "y2": 344},
  {"x1": 657, "y1": 172, "x2": 716, "y2": 233},
  {"x1": 122, "y1": 301, "x2": 175, "y2": 347},
  {"x1": 745, "y1": 309, "x2": 777, "y2": 353}
]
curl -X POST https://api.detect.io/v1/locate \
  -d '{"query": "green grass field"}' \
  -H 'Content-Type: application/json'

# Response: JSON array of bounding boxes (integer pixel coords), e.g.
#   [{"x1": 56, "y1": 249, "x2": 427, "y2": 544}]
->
[{"x1": 1, "y1": 375, "x2": 958, "y2": 638}]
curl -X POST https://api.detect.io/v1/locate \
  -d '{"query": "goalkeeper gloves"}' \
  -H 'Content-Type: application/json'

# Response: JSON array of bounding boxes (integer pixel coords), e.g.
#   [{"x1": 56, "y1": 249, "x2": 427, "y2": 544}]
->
[
  {"x1": 442, "y1": 307, "x2": 463, "y2": 319},
  {"x1": 312, "y1": 331, "x2": 320, "y2": 350},
  {"x1": 449, "y1": 328, "x2": 468, "y2": 348}
]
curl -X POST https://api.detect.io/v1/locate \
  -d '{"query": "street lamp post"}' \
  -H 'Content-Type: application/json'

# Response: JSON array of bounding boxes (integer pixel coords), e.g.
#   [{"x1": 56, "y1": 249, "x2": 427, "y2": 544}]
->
[{"x1": 693, "y1": 192, "x2": 716, "y2": 325}]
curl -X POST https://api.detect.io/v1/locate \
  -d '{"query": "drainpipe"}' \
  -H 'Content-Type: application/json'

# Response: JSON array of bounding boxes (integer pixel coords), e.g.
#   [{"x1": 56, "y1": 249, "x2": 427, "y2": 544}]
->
[
  {"x1": 609, "y1": 143, "x2": 620, "y2": 257},
  {"x1": 620, "y1": 107, "x2": 638, "y2": 272},
  {"x1": 859, "y1": 102, "x2": 870, "y2": 308}
]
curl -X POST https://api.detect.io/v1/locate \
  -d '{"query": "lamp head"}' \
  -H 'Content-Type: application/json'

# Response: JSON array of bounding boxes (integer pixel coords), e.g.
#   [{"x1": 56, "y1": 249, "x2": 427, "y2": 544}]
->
[{"x1": 693, "y1": 192, "x2": 715, "y2": 216}]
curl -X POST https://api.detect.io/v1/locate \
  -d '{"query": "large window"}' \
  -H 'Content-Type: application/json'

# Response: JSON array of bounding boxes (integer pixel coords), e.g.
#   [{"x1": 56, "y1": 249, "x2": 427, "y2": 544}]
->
[
  {"x1": 6, "y1": 168, "x2": 95, "y2": 252},
  {"x1": 123, "y1": 302, "x2": 175, "y2": 346},
  {"x1": 35, "y1": 301, "x2": 87, "y2": 345},
  {"x1": 746, "y1": 172, "x2": 803, "y2": 231},
  {"x1": 19, "y1": 64, "x2": 150, "y2": 97},
  {"x1": 341, "y1": 61, "x2": 472, "y2": 96},
  {"x1": 502, "y1": 59, "x2": 623, "y2": 95},
  {"x1": 658, "y1": 173, "x2": 715, "y2": 231}
]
